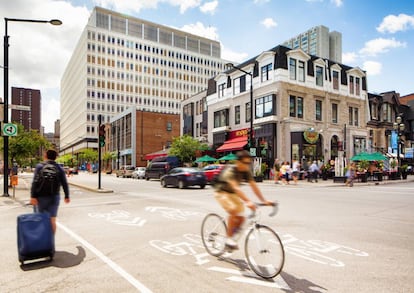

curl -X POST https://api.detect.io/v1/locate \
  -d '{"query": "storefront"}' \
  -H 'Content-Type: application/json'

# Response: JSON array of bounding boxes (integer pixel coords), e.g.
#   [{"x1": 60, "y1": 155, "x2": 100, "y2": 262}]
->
[{"x1": 291, "y1": 128, "x2": 323, "y2": 165}]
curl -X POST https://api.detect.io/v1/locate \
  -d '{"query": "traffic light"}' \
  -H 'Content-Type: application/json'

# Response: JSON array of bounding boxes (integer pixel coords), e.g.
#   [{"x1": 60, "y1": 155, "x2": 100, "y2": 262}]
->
[{"x1": 99, "y1": 124, "x2": 105, "y2": 147}]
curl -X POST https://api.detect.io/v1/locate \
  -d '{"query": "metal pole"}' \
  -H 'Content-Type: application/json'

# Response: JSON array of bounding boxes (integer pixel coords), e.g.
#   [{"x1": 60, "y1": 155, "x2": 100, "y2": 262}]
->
[
  {"x1": 98, "y1": 115, "x2": 102, "y2": 189},
  {"x1": 3, "y1": 20, "x2": 9, "y2": 196}
]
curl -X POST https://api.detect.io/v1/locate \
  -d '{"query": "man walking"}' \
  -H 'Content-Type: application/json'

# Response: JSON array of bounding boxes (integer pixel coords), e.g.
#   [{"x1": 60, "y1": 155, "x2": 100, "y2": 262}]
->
[{"x1": 30, "y1": 149, "x2": 70, "y2": 234}]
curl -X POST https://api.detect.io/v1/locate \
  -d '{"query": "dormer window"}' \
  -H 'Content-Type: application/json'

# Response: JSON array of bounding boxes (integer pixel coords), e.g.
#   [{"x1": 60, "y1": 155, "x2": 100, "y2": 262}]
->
[
  {"x1": 261, "y1": 63, "x2": 272, "y2": 82},
  {"x1": 289, "y1": 58, "x2": 305, "y2": 82},
  {"x1": 315, "y1": 65, "x2": 323, "y2": 86},
  {"x1": 332, "y1": 70, "x2": 339, "y2": 90},
  {"x1": 218, "y1": 83, "x2": 225, "y2": 98}
]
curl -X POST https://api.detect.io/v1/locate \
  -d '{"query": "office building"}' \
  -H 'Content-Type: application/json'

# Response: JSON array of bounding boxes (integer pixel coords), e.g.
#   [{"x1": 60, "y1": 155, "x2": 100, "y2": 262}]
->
[
  {"x1": 60, "y1": 6, "x2": 226, "y2": 156},
  {"x1": 283, "y1": 25, "x2": 342, "y2": 63},
  {"x1": 11, "y1": 87, "x2": 41, "y2": 132}
]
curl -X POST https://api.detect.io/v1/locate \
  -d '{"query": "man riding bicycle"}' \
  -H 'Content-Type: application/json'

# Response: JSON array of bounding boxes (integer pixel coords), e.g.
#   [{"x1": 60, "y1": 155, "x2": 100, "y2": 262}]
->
[{"x1": 213, "y1": 150, "x2": 274, "y2": 249}]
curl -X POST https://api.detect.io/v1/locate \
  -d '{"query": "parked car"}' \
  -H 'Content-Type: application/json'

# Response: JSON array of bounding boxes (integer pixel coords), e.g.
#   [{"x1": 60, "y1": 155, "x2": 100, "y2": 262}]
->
[
  {"x1": 160, "y1": 167, "x2": 207, "y2": 189},
  {"x1": 145, "y1": 156, "x2": 182, "y2": 180},
  {"x1": 132, "y1": 167, "x2": 146, "y2": 179},
  {"x1": 202, "y1": 164, "x2": 225, "y2": 183},
  {"x1": 116, "y1": 165, "x2": 135, "y2": 178}
]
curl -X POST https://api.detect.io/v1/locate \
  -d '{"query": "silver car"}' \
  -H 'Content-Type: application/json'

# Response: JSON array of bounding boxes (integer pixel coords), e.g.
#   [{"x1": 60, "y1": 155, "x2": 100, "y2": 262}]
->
[{"x1": 132, "y1": 167, "x2": 146, "y2": 179}]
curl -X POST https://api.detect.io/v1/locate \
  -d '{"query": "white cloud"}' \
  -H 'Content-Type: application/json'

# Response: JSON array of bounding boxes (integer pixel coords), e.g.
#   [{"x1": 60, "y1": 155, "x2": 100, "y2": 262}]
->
[
  {"x1": 180, "y1": 22, "x2": 219, "y2": 40},
  {"x1": 331, "y1": 0, "x2": 343, "y2": 7},
  {"x1": 261, "y1": 18, "x2": 277, "y2": 29},
  {"x1": 200, "y1": 1, "x2": 218, "y2": 15},
  {"x1": 342, "y1": 52, "x2": 358, "y2": 64},
  {"x1": 359, "y1": 38, "x2": 406, "y2": 56},
  {"x1": 254, "y1": 0, "x2": 270, "y2": 4},
  {"x1": 305, "y1": 0, "x2": 323, "y2": 2},
  {"x1": 94, "y1": 0, "x2": 202, "y2": 14},
  {"x1": 362, "y1": 61, "x2": 382, "y2": 76},
  {"x1": 221, "y1": 46, "x2": 249, "y2": 64},
  {"x1": 0, "y1": 0, "x2": 90, "y2": 132},
  {"x1": 377, "y1": 13, "x2": 414, "y2": 33}
]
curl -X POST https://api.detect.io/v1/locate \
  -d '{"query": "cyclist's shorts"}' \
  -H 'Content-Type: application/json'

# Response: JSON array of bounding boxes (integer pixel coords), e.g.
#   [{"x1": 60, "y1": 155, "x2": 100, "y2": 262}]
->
[{"x1": 214, "y1": 191, "x2": 244, "y2": 215}]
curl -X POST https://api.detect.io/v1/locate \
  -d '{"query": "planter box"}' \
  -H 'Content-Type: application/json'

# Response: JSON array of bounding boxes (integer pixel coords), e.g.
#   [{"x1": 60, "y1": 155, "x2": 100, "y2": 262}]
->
[
  {"x1": 333, "y1": 176, "x2": 346, "y2": 183},
  {"x1": 254, "y1": 176, "x2": 263, "y2": 182}
]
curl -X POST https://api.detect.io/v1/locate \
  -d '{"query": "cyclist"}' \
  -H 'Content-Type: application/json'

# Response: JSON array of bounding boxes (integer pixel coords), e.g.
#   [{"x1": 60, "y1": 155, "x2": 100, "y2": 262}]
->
[{"x1": 213, "y1": 150, "x2": 274, "y2": 249}]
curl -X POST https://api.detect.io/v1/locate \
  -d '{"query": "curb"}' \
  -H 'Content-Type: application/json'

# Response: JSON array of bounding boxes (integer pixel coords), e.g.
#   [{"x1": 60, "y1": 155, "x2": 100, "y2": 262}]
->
[{"x1": 68, "y1": 182, "x2": 114, "y2": 193}]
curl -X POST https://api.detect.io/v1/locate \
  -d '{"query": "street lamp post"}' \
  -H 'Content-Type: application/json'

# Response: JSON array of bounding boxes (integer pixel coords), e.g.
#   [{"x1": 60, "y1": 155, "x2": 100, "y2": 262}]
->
[
  {"x1": 225, "y1": 63, "x2": 254, "y2": 153},
  {"x1": 393, "y1": 115, "x2": 405, "y2": 175},
  {"x1": 3, "y1": 17, "x2": 62, "y2": 196}
]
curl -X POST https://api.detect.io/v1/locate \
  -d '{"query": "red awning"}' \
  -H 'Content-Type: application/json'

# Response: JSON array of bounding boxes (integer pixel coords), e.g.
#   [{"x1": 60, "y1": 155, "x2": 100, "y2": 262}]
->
[
  {"x1": 216, "y1": 136, "x2": 247, "y2": 152},
  {"x1": 144, "y1": 149, "x2": 168, "y2": 160}
]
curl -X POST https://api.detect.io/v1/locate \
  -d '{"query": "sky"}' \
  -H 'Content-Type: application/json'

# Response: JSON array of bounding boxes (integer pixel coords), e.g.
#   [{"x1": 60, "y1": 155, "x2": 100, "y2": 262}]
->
[{"x1": 0, "y1": 0, "x2": 413, "y2": 133}]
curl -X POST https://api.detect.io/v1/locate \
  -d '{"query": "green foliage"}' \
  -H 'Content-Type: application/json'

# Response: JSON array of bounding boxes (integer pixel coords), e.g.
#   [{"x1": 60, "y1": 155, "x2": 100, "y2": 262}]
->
[
  {"x1": 357, "y1": 160, "x2": 370, "y2": 172},
  {"x1": 168, "y1": 135, "x2": 202, "y2": 164},
  {"x1": 0, "y1": 124, "x2": 50, "y2": 167},
  {"x1": 78, "y1": 149, "x2": 98, "y2": 163}
]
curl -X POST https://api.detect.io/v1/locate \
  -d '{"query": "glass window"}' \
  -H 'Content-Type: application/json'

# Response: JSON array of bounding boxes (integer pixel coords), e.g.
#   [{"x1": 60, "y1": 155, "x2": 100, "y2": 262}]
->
[
  {"x1": 218, "y1": 83, "x2": 225, "y2": 97},
  {"x1": 255, "y1": 94, "x2": 275, "y2": 118},
  {"x1": 355, "y1": 77, "x2": 360, "y2": 95},
  {"x1": 332, "y1": 103, "x2": 338, "y2": 123},
  {"x1": 289, "y1": 58, "x2": 296, "y2": 80},
  {"x1": 214, "y1": 109, "x2": 229, "y2": 128},
  {"x1": 289, "y1": 95, "x2": 303, "y2": 118},
  {"x1": 261, "y1": 63, "x2": 272, "y2": 82},
  {"x1": 245, "y1": 102, "x2": 251, "y2": 123},
  {"x1": 315, "y1": 100, "x2": 322, "y2": 121},
  {"x1": 316, "y1": 65, "x2": 323, "y2": 86},
  {"x1": 349, "y1": 76, "x2": 354, "y2": 94},
  {"x1": 235, "y1": 105, "x2": 240, "y2": 124},
  {"x1": 298, "y1": 61, "x2": 305, "y2": 82},
  {"x1": 333, "y1": 71, "x2": 339, "y2": 90}
]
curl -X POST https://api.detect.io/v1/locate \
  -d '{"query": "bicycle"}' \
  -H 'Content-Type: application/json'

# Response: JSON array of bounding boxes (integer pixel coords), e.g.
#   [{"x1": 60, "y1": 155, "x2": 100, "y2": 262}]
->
[{"x1": 201, "y1": 203, "x2": 285, "y2": 279}]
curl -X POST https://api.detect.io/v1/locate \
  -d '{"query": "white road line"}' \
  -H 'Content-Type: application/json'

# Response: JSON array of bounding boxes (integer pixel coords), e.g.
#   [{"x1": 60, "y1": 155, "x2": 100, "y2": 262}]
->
[{"x1": 57, "y1": 222, "x2": 152, "y2": 293}]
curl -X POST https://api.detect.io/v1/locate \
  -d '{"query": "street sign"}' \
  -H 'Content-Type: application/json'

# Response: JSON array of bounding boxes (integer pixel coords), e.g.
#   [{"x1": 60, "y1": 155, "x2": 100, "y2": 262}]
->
[
  {"x1": 2, "y1": 123, "x2": 18, "y2": 136},
  {"x1": 10, "y1": 104, "x2": 31, "y2": 111}
]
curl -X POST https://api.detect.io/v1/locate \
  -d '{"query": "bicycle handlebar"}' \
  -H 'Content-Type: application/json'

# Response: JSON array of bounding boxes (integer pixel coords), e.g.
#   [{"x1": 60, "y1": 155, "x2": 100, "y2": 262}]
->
[{"x1": 248, "y1": 202, "x2": 278, "y2": 218}]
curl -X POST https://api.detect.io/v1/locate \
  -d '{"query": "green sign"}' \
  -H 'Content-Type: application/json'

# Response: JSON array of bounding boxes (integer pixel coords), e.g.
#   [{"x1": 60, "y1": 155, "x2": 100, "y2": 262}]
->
[{"x1": 2, "y1": 123, "x2": 18, "y2": 136}]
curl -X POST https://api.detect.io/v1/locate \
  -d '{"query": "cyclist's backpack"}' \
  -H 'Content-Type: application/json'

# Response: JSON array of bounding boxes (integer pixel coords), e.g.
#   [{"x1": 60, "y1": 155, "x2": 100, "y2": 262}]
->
[{"x1": 34, "y1": 163, "x2": 60, "y2": 196}]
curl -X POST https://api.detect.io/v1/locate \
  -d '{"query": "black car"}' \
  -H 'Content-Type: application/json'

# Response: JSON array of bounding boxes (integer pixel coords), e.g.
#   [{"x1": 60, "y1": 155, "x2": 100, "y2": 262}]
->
[{"x1": 160, "y1": 167, "x2": 207, "y2": 189}]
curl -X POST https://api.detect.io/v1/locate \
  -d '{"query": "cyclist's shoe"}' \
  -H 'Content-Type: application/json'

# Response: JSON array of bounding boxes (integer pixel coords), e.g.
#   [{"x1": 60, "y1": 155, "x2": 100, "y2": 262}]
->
[{"x1": 225, "y1": 238, "x2": 239, "y2": 250}]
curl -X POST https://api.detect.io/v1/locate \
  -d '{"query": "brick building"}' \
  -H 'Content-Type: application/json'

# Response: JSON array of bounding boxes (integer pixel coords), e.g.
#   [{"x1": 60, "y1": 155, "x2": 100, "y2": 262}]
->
[{"x1": 105, "y1": 108, "x2": 180, "y2": 168}]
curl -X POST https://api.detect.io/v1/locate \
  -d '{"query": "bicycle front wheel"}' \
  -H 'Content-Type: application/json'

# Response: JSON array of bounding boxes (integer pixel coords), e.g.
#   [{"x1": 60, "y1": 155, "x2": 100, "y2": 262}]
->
[
  {"x1": 201, "y1": 213, "x2": 227, "y2": 257},
  {"x1": 245, "y1": 225, "x2": 285, "y2": 279}
]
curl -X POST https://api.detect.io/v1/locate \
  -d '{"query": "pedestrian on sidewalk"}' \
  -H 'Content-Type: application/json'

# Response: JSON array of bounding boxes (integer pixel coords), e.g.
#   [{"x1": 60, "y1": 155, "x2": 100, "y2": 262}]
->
[
  {"x1": 309, "y1": 161, "x2": 320, "y2": 183},
  {"x1": 345, "y1": 162, "x2": 356, "y2": 187},
  {"x1": 273, "y1": 158, "x2": 281, "y2": 184},
  {"x1": 30, "y1": 149, "x2": 70, "y2": 234}
]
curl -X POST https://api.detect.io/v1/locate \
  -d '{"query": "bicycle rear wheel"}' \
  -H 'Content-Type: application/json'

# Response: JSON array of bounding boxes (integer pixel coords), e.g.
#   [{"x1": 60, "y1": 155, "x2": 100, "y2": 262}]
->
[
  {"x1": 245, "y1": 225, "x2": 285, "y2": 279},
  {"x1": 201, "y1": 213, "x2": 227, "y2": 257}
]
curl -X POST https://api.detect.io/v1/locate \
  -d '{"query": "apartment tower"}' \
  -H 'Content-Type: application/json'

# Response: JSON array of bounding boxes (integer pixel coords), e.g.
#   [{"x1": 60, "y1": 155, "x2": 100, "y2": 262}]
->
[
  {"x1": 60, "y1": 6, "x2": 226, "y2": 154},
  {"x1": 11, "y1": 87, "x2": 41, "y2": 132},
  {"x1": 283, "y1": 25, "x2": 342, "y2": 63}
]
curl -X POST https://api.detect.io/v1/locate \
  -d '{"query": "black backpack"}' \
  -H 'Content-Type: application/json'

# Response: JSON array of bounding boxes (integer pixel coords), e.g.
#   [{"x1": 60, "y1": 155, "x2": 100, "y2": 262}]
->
[
  {"x1": 211, "y1": 165, "x2": 233, "y2": 189},
  {"x1": 34, "y1": 163, "x2": 60, "y2": 196}
]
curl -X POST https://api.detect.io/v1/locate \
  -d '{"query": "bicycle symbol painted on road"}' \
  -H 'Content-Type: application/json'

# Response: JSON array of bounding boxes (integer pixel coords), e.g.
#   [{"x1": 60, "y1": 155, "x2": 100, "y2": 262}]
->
[
  {"x1": 281, "y1": 234, "x2": 369, "y2": 267},
  {"x1": 88, "y1": 210, "x2": 147, "y2": 227},
  {"x1": 145, "y1": 206, "x2": 200, "y2": 221}
]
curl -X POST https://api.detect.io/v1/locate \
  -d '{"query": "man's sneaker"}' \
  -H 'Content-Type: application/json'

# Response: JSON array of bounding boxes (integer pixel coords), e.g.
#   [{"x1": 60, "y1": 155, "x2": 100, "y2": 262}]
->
[{"x1": 225, "y1": 238, "x2": 239, "y2": 250}]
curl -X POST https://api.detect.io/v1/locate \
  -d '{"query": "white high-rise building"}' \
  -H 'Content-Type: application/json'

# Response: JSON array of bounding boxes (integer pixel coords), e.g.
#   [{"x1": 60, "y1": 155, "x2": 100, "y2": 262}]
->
[
  {"x1": 60, "y1": 6, "x2": 226, "y2": 154},
  {"x1": 283, "y1": 25, "x2": 342, "y2": 63}
]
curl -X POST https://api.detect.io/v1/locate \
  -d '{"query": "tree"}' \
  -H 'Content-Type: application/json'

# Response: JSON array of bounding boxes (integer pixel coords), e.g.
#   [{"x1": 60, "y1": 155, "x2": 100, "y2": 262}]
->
[
  {"x1": 1, "y1": 124, "x2": 50, "y2": 167},
  {"x1": 169, "y1": 135, "x2": 202, "y2": 164},
  {"x1": 78, "y1": 149, "x2": 98, "y2": 165}
]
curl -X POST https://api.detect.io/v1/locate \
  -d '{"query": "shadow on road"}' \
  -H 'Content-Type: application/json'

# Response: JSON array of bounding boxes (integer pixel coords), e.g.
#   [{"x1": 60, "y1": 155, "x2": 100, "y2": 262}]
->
[
  {"x1": 20, "y1": 246, "x2": 86, "y2": 271},
  {"x1": 280, "y1": 271, "x2": 327, "y2": 293}
]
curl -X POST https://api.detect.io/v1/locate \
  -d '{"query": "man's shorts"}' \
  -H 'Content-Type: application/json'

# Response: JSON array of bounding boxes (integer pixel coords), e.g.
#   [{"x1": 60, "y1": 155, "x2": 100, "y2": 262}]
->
[
  {"x1": 214, "y1": 191, "x2": 244, "y2": 215},
  {"x1": 37, "y1": 195, "x2": 60, "y2": 217}
]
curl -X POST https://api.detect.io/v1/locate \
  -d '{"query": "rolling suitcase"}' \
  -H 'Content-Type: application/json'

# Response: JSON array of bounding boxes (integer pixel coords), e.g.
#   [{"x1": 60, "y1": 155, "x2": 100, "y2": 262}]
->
[{"x1": 17, "y1": 206, "x2": 55, "y2": 265}]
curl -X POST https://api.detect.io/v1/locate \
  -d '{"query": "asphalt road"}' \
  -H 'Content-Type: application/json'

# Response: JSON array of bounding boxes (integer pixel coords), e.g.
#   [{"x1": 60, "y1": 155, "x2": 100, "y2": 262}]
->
[{"x1": 1, "y1": 173, "x2": 413, "y2": 292}]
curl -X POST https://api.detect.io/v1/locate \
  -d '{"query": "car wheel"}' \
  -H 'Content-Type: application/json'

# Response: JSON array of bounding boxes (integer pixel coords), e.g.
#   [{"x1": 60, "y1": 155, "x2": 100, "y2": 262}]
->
[
  {"x1": 200, "y1": 184, "x2": 206, "y2": 189},
  {"x1": 161, "y1": 179, "x2": 168, "y2": 187},
  {"x1": 178, "y1": 180, "x2": 185, "y2": 189},
  {"x1": 146, "y1": 177, "x2": 149, "y2": 181}
]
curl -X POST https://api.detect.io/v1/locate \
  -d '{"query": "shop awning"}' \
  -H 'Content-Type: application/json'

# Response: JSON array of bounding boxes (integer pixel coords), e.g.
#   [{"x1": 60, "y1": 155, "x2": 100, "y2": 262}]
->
[
  {"x1": 216, "y1": 137, "x2": 247, "y2": 152},
  {"x1": 144, "y1": 149, "x2": 168, "y2": 160}
]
